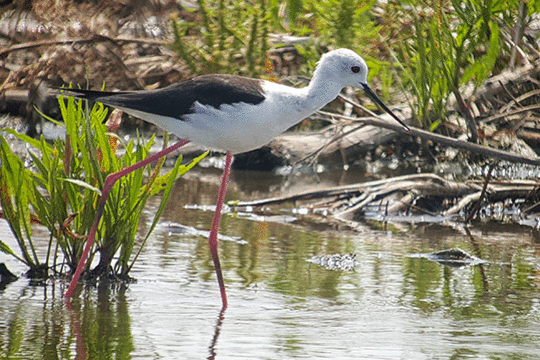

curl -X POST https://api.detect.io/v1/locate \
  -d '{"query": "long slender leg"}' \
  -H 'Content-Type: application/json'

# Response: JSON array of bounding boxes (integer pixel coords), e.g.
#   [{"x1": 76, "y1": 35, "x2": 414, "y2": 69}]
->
[
  {"x1": 64, "y1": 139, "x2": 191, "y2": 300},
  {"x1": 208, "y1": 152, "x2": 233, "y2": 310}
]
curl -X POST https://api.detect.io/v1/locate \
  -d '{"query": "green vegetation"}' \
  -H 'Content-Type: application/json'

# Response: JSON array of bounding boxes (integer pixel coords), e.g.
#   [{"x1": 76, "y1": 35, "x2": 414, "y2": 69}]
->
[
  {"x1": 1, "y1": 0, "x2": 537, "y2": 281},
  {"x1": 172, "y1": 0, "x2": 270, "y2": 77},
  {"x1": 172, "y1": 0, "x2": 539, "y2": 130},
  {"x1": 0, "y1": 97, "x2": 206, "y2": 280},
  {"x1": 390, "y1": 0, "x2": 505, "y2": 129}
]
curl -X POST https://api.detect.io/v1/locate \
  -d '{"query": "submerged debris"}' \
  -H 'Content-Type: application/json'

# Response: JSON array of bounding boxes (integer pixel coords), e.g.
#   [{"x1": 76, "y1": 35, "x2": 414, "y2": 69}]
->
[
  {"x1": 408, "y1": 248, "x2": 486, "y2": 268},
  {"x1": 306, "y1": 253, "x2": 359, "y2": 271},
  {"x1": 237, "y1": 173, "x2": 540, "y2": 225}
]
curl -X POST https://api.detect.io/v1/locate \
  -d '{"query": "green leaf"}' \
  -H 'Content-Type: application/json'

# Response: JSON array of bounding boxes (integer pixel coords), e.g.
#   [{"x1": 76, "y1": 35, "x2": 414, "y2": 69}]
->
[
  {"x1": 460, "y1": 23, "x2": 498, "y2": 86},
  {"x1": 0, "y1": 128, "x2": 44, "y2": 150},
  {"x1": 0, "y1": 240, "x2": 15, "y2": 255},
  {"x1": 0, "y1": 240, "x2": 27, "y2": 265},
  {"x1": 127, "y1": 150, "x2": 208, "y2": 273},
  {"x1": 0, "y1": 137, "x2": 36, "y2": 266},
  {"x1": 62, "y1": 178, "x2": 103, "y2": 195}
]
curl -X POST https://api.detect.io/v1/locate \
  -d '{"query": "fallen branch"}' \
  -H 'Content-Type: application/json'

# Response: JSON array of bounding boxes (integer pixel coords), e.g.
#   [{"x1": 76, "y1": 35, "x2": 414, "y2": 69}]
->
[
  {"x1": 326, "y1": 108, "x2": 540, "y2": 166},
  {"x1": 235, "y1": 173, "x2": 481, "y2": 208},
  {"x1": 235, "y1": 173, "x2": 538, "y2": 220}
]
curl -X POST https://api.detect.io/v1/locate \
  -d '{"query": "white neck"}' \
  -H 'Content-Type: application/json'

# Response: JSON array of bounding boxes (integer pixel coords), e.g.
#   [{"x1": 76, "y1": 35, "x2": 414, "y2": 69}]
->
[
  {"x1": 278, "y1": 67, "x2": 344, "y2": 121},
  {"x1": 304, "y1": 68, "x2": 344, "y2": 111},
  {"x1": 252, "y1": 65, "x2": 347, "y2": 151}
]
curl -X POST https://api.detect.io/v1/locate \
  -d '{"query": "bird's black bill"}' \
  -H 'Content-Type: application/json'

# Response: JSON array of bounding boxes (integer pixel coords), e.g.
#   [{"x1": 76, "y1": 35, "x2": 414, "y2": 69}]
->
[{"x1": 362, "y1": 84, "x2": 410, "y2": 131}]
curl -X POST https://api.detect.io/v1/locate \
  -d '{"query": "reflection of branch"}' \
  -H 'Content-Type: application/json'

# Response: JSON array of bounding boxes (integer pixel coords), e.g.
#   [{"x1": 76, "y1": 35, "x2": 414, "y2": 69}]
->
[
  {"x1": 463, "y1": 227, "x2": 489, "y2": 293},
  {"x1": 207, "y1": 308, "x2": 226, "y2": 360}
]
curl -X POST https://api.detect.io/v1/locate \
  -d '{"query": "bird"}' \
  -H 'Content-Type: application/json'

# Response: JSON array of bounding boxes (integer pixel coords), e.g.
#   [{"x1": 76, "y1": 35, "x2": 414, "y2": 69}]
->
[{"x1": 59, "y1": 48, "x2": 409, "y2": 309}]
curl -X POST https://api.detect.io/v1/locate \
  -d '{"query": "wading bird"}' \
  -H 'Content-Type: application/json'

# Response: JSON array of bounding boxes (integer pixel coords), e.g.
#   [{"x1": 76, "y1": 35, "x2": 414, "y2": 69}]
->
[{"x1": 61, "y1": 48, "x2": 409, "y2": 309}]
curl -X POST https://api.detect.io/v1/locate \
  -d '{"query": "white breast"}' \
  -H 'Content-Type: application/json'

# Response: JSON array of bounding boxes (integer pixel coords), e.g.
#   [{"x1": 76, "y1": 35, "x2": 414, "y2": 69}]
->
[{"x1": 118, "y1": 79, "x2": 331, "y2": 154}]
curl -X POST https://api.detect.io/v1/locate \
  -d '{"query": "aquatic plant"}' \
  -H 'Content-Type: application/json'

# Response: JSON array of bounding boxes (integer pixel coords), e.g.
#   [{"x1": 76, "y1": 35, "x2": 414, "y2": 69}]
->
[{"x1": 0, "y1": 97, "x2": 206, "y2": 280}]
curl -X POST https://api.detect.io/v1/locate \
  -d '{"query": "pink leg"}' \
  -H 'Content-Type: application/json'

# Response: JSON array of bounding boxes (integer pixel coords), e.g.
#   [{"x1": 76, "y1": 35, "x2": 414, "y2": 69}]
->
[
  {"x1": 208, "y1": 152, "x2": 233, "y2": 310},
  {"x1": 64, "y1": 139, "x2": 190, "y2": 300}
]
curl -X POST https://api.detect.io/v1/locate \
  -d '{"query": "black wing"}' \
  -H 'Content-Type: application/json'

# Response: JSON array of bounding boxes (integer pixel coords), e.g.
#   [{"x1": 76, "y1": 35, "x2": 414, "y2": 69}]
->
[{"x1": 56, "y1": 75, "x2": 266, "y2": 120}]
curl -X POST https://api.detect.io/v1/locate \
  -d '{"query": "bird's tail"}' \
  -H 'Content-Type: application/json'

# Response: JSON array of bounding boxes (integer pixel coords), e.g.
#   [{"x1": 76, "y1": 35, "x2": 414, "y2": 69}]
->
[{"x1": 50, "y1": 87, "x2": 132, "y2": 102}]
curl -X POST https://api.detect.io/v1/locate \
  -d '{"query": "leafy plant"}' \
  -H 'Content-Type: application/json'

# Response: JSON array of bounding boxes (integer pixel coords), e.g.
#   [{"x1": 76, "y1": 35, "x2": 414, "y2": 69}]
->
[
  {"x1": 310, "y1": 0, "x2": 378, "y2": 49},
  {"x1": 295, "y1": 0, "x2": 396, "y2": 98},
  {"x1": 0, "y1": 136, "x2": 44, "y2": 275},
  {"x1": 0, "y1": 97, "x2": 206, "y2": 280},
  {"x1": 171, "y1": 0, "x2": 270, "y2": 77},
  {"x1": 391, "y1": 0, "x2": 509, "y2": 130},
  {"x1": 170, "y1": 0, "x2": 399, "y2": 100}
]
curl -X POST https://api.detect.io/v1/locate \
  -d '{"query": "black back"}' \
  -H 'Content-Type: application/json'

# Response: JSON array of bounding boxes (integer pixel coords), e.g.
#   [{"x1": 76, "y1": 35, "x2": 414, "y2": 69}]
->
[{"x1": 59, "y1": 75, "x2": 265, "y2": 120}]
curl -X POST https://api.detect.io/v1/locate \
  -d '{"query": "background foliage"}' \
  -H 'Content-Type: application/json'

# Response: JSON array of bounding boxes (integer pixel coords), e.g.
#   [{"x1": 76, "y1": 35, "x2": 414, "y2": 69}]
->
[{"x1": 172, "y1": 0, "x2": 540, "y2": 131}]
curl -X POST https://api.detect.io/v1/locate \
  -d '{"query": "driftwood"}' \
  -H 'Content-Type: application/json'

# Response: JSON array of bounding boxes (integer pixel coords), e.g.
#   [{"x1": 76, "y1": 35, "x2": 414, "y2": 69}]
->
[
  {"x1": 271, "y1": 100, "x2": 540, "y2": 166},
  {"x1": 235, "y1": 173, "x2": 538, "y2": 221},
  {"x1": 465, "y1": 60, "x2": 540, "y2": 105}
]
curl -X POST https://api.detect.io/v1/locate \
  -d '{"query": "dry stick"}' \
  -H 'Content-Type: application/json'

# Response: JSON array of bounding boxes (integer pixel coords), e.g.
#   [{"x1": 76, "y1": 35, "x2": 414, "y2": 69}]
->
[
  {"x1": 295, "y1": 122, "x2": 366, "y2": 165},
  {"x1": 454, "y1": 87, "x2": 478, "y2": 144},
  {"x1": 444, "y1": 185, "x2": 535, "y2": 215},
  {"x1": 510, "y1": 0, "x2": 527, "y2": 68},
  {"x1": 385, "y1": 190, "x2": 440, "y2": 216},
  {"x1": 482, "y1": 104, "x2": 540, "y2": 124},
  {"x1": 522, "y1": 193, "x2": 540, "y2": 214},
  {"x1": 499, "y1": 88, "x2": 540, "y2": 113},
  {"x1": 496, "y1": 81, "x2": 531, "y2": 133},
  {"x1": 0, "y1": 35, "x2": 167, "y2": 58},
  {"x1": 336, "y1": 96, "x2": 540, "y2": 166},
  {"x1": 465, "y1": 161, "x2": 499, "y2": 223},
  {"x1": 498, "y1": 80, "x2": 522, "y2": 109},
  {"x1": 338, "y1": 93, "x2": 382, "y2": 118}
]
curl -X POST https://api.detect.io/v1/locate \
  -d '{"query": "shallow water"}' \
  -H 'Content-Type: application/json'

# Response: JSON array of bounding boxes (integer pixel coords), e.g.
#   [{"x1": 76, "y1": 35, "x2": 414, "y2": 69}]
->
[{"x1": 1, "y1": 164, "x2": 540, "y2": 359}]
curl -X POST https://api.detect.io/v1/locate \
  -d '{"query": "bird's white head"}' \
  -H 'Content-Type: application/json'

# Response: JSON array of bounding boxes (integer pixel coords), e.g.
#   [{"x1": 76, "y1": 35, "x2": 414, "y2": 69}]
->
[
  {"x1": 315, "y1": 48, "x2": 369, "y2": 88},
  {"x1": 314, "y1": 48, "x2": 410, "y2": 131}
]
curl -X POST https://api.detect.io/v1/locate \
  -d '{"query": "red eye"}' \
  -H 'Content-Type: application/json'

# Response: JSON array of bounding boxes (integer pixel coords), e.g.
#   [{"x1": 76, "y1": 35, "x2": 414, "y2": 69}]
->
[{"x1": 351, "y1": 66, "x2": 360, "y2": 73}]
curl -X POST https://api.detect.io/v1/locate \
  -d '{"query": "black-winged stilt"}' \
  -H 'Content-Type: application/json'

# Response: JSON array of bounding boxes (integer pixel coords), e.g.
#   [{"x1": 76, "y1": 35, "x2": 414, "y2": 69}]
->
[{"x1": 60, "y1": 48, "x2": 409, "y2": 309}]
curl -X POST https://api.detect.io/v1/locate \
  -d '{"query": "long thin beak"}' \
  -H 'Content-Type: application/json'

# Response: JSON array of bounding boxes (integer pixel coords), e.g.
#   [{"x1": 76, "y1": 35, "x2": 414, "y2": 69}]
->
[{"x1": 361, "y1": 83, "x2": 410, "y2": 131}]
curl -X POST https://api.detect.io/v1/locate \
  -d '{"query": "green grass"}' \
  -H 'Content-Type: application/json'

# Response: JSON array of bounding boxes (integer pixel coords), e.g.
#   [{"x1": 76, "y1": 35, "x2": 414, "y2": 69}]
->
[{"x1": 0, "y1": 97, "x2": 206, "y2": 280}]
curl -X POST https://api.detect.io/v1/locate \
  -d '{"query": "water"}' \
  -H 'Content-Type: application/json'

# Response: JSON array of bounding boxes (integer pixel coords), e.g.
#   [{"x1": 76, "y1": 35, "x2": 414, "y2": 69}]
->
[{"x1": 1, "y1": 165, "x2": 540, "y2": 359}]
